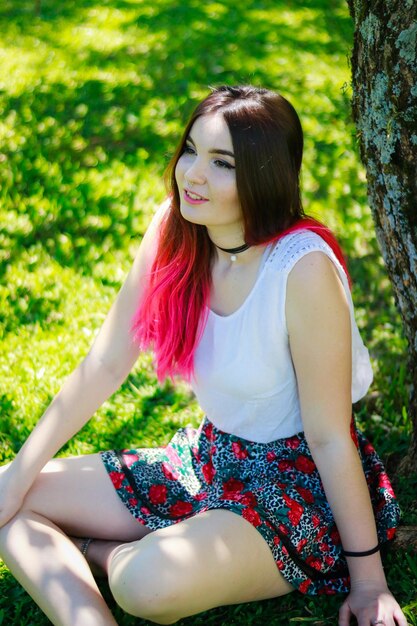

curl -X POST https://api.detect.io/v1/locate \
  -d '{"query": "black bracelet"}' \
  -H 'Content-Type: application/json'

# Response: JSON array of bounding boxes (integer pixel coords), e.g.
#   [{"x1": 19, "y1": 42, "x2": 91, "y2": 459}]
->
[{"x1": 342, "y1": 543, "x2": 380, "y2": 557}]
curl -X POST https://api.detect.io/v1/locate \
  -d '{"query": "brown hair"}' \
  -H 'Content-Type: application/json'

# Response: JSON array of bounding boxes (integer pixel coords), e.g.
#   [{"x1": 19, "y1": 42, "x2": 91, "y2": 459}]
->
[{"x1": 134, "y1": 86, "x2": 313, "y2": 380}]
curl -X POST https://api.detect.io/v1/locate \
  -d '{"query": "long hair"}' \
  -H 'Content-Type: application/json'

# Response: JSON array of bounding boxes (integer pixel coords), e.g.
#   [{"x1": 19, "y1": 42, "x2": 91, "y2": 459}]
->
[{"x1": 132, "y1": 85, "x2": 350, "y2": 381}]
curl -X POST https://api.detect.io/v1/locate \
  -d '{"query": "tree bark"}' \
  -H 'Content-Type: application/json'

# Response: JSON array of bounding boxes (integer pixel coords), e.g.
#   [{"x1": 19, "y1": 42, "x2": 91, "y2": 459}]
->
[
  {"x1": 392, "y1": 526, "x2": 417, "y2": 553},
  {"x1": 346, "y1": 0, "x2": 417, "y2": 473}
]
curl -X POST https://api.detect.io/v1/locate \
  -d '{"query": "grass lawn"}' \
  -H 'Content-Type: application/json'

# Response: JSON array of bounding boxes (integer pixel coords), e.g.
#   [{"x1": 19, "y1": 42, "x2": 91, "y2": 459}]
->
[{"x1": 0, "y1": 0, "x2": 416, "y2": 624}]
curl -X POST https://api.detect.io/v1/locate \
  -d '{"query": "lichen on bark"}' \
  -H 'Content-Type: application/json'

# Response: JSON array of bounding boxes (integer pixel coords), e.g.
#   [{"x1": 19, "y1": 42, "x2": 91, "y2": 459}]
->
[{"x1": 347, "y1": 0, "x2": 417, "y2": 472}]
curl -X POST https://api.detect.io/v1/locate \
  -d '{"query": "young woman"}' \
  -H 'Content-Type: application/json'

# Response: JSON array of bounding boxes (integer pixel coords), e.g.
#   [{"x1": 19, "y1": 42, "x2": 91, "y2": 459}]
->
[{"x1": 0, "y1": 85, "x2": 406, "y2": 626}]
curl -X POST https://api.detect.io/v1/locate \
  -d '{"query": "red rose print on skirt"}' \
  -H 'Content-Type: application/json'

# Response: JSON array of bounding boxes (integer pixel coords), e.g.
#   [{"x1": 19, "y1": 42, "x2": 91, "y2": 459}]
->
[
  {"x1": 363, "y1": 441, "x2": 374, "y2": 455},
  {"x1": 299, "y1": 579, "x2": 312, "y2": 593},
  {"x1": 161, "y1": 461, "x2": 179, "y2": 481},
  {"x1": 318, "y1": 584, "x2": 338, "y2": 596},
  {"x1": 295, "y1": 455, "x2": 316, "y2": 474},
  {"x1": 286, "y1": 436, "x2": 301, "y2": 450},
  {"x1": 278, "y1": 459, "x2": 294, "y2": 472},
  {"x1": 242, "y1": 507, "x2": 261, "y2": 527},
  {"x1": 194, "y1": 492, "x2": 208, "y2": 502},
  {"x1": 306, "y1": 555, "x2": 322, "y2": 571},
  {"x1": 149, "y1": 484, "x2": 168, "y2": 505},
  {"x1": 378, "y1": 472, "x2": 395, "y2": 497},
  {"x1": 202, "y1": 460, "x2": 216, "y2": 484},
  {"x1": 204, "y1": 422, "x2": 215, "y2": 441},
  {"x1": 350, "y1": 421, "x2": 359, "y2": 447},
  {"x1": 222, "y1": 477, "x2": 245, "y2": 500},
  {"x1": 312, "y1": 514, "x2": 321, "y2": 528},
  {"x1": 317, "y1": 526, "x2": 328, "y2": 540},
  {"x1": 109, "y1": 471, "x2": 125, "y2": 490},
  {"x1": 282, "y1": 493, "x2": 303, "y2": 526},
  {"x1": 240, "y1": 491, "x2": 258, "y2": 507},
  {"x1": 295, "y1": 486, "x2": 315, "y2": 504},
  {"x1": 170, "y1": 500, "x2": 194, "y2": 517},
  {"x1": 297, "y1": 538, "x2": 308, "y2": 552},
  {"x1": 232, "y1": 441, "x2": 249, "y2": 460},
  {"x1": 288, "y1": 506, "x2": 303, "y2": 526},
  {"x1": 121, "y1": 452, "x2": 139, "y2": 468}
]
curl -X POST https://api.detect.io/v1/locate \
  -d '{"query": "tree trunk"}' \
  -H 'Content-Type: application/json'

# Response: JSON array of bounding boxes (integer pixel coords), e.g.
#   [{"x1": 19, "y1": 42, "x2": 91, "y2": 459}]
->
[
  {"x1": 346, "y1": 0, "x2": 417, "y2": 474},
  {"x1": 393, "y1": 526, "x2": 417, "y2": 553}
]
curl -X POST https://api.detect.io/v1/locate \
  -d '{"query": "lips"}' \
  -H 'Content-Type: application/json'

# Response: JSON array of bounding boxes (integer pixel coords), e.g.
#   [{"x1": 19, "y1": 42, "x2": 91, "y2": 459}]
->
[{"x1": 184, "y1": 188, "x2": 209, "y2": 204}]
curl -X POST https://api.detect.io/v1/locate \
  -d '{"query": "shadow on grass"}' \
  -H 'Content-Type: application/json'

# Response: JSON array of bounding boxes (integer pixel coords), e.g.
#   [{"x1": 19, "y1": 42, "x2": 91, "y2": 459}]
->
[
  {"x1": 2, "y1": 0, "x2": 409, "y2": 457},
  {"x1": 1, "y1": 0, "x2": 357, "y2": 285},
  {"x1": 1, "y1": 0, "x2": 410, "y2": 450}
]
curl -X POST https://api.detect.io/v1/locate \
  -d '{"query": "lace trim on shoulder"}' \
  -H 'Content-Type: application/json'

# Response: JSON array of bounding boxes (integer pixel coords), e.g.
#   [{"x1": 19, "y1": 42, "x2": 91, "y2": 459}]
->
[{"x1": 267, "y1": 230, "x2": 336, "y2": 273}]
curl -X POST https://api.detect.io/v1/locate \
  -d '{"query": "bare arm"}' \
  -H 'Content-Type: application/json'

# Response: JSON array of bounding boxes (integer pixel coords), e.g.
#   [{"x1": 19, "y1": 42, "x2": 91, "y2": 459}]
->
[
  {"x1": 3, "y1": 206, "x2": 164, "y2": 493},
  {"x1": 286, "y1": 251, "x2": 406, "y2": 626}
]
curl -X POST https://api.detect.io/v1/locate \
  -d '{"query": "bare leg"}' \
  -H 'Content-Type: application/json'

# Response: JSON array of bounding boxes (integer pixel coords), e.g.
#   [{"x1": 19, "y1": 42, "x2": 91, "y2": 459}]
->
[
  {"x1": 1, "y1": 511, "x2": 119, "y2": 626},
  {"x1": 107, "y1": 509, "x2": 295, "y2": 624},
  {"x1": 0, "y1": 454, "x2": 151, "y2": 626},
  {"x1": 69, "y1": 537, "x2": 123, "y2": 578}
]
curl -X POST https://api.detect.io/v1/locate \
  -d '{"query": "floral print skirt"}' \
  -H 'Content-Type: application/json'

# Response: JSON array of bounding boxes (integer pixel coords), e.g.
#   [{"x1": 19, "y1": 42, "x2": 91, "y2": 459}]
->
[{"x1": 100, "y1": 417, "x2": 400, "y2": 595}]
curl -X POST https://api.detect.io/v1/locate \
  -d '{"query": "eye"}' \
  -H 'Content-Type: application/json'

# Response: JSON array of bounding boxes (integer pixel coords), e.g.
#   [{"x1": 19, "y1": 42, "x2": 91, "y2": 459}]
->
[
  {"x1": 214, "y1": 159, "x2": 235, "y2": 170},
  {"x1": 183, "y1": 144, "x2": 196, "y2": 155}
]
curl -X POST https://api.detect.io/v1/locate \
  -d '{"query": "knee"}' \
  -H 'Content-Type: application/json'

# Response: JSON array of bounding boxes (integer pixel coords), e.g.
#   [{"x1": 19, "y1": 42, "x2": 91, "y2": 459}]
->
[{"x1": 108, "y1": 542, "x2": 186, "y2": 624}]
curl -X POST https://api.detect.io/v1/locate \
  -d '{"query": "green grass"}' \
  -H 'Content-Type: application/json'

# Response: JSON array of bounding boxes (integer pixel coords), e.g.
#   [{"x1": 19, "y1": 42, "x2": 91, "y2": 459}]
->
[{"x1": 0, "y1": 0, "x2": 416, "y2": 624}]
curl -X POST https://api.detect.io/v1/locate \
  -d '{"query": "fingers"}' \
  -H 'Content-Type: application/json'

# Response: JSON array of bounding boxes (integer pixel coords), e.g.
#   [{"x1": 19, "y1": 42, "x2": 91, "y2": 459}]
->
[
  {"x1": 393, "y1": 607, "x2": 409, "y2": 626},
  {"x1": 338, "y1": 600, "x2": 352, "y2": 626},
  {"x1": 354, "y1": 611, "x2": 406, "y2": 626},
  {"x1": 338, "y1": 595, "x2": 408, "y2": 626}
]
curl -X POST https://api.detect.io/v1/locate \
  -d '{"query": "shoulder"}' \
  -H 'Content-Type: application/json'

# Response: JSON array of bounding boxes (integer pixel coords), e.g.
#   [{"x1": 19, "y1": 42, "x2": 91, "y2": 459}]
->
[
  {"x1": 286, "y1": 249, "x2": 350, "y2": 335},
  {"x1": 288, "y1": 249, "x2": 342, "y2": 287},
  {"x1": 279, "y1": 228, "x2": 347, "y2": 301}
]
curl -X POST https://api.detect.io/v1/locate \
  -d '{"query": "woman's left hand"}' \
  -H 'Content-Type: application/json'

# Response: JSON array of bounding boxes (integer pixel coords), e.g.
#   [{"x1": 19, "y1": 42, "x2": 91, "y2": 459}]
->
[{"x1": 338, "y1": 580, "x2": 408, "y2": 626}]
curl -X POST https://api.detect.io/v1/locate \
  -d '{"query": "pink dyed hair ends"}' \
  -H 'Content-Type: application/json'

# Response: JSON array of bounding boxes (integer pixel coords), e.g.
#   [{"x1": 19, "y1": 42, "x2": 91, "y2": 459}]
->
[{"x1": 131, "y1": 204, "x2": 213, "y2": 382}]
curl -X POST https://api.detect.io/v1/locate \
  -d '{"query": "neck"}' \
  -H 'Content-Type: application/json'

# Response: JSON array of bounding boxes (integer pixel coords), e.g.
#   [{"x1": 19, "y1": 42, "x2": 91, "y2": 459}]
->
[
  {"x1": 213, "y1": 242, "x2": 269, "y2": 268},
  {"x1": 215, "y1": 243, "x2": 250, "y2": 263},
  {"x1": 206, "y1": 227, "x2": 254, "y2": 262}
]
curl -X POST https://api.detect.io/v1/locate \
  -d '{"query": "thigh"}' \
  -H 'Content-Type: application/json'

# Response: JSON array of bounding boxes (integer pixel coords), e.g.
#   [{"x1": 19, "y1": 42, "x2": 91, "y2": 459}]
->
[
  {"x1": 109, "y1": 508, "x2": 294, "y2": 621},
  {"x1": 20, "y1": 453, "x2": 151, "y2": 541}
]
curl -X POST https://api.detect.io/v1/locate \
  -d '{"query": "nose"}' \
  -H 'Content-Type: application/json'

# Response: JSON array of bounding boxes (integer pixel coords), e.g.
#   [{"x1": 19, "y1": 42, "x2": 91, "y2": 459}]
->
[{"x1": 184, "y1": 159, "x2": 206, "y2": 186}]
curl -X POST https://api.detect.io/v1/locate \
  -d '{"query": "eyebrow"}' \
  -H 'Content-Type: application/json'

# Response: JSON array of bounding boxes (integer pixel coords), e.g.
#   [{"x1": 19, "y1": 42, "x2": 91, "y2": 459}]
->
[{"x1": 187, "y1": 135, "x2": 235, "y2": 159}]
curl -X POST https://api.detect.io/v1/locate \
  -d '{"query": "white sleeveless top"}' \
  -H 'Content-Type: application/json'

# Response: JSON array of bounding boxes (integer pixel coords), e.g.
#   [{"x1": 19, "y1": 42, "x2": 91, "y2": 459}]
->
[{"x1": 191, "y1": 230, "x2": 373, "y2": 443}]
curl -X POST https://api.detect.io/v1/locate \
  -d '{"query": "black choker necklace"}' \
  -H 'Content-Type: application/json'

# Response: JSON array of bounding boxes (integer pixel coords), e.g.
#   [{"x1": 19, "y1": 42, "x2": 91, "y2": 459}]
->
[{"x1": 216, "y1": 242, "x2": 251, "y2": 262}]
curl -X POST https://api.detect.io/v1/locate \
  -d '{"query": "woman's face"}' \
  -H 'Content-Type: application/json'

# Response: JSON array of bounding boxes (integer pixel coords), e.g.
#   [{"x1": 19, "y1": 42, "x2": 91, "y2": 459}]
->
[{"x1": 175, "y1": 113, "x2": 244, "y2": 238}]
